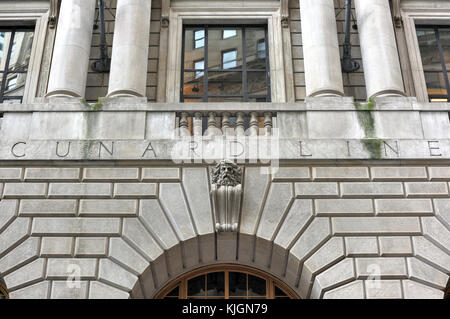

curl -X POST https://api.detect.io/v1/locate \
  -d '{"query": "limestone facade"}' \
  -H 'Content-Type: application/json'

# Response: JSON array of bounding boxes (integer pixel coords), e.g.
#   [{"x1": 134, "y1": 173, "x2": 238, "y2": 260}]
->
[{"x1": 0, "y1": 0, "x2": 449, "y2": 299}]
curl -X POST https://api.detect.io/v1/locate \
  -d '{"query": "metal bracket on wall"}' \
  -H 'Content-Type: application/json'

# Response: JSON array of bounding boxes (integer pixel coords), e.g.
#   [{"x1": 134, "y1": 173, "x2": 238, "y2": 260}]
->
[{"x1": 48, "y1": 0, "x2": 59, "y2": 28}]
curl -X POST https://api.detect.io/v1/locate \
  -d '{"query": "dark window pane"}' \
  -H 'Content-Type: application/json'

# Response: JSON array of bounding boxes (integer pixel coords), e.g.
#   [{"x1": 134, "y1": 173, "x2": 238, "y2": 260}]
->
[
  {"x1": 248, "y1": 275, "x2": 266, "y2": 296},
  {"x1": 417, "y1": 28, "x2": 442, "y2": 71},
  {"x1": 166, "y1": 286, "x2": 179, "y2": 297},
  {"x1": 245, "y1": 28, "x2": 266, "y2": 69},
  {"x1": 0, "y1": 31, "x2": 10, "y2": 68},
  {"x1": 248, "y1": 71, "x2": 267, "y2": 95},
  {"x1": 207, "y1": 272, "x2": 225, "y2": 296},
  {"x1": 229, "y1": 272, "x2": 247, "y2": 296},
  {"x1": 188, "y1": 275, "x2": 206, "y2": 297},
  {"x1": 424, "y1": 71, "x2": 448, "y2": 96},
  {"x1": 184, "y1": 29, "x2": 205, "y2": 69},
  {"x1": 208, "y1": 71, "x2": 242, "y2": 95},
  {"x1": 183, "y1": 72, "x2": 204, "y2": 96},
  {"x1": 438, "y1": 28, "x2": 450, "y2": 68},
  {"x1": 208, "y1": 28, "x2": 242, "y2": 70},
  {"x1": 274, "y1": 286, "x2": 288, "y2": 297},
  {"x1": 9, "y1": 31, "x2": 33, "y2": 72}
]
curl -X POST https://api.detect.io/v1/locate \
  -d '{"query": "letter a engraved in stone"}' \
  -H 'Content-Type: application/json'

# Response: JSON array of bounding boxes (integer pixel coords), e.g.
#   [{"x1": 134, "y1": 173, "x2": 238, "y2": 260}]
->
[
  {"x1": 56, "y1": 141, "x2": 71, "y2": 158},
  {"x1": 142, "y1": 142, "x2": 157, "y2": 158},
  {"x1": 99, "y1": 141, "x2": 114, "y2": 158},
  {"x1": 11, "y1": 142, "x2": 26, "y2": 158}
]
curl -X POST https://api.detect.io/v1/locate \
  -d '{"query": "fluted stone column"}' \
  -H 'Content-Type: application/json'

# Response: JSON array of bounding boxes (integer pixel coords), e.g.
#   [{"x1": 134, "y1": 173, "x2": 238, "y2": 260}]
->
[
  {"x1": 46, "y1": 0, "x2": 96, "y2": 98},
  {"x1": 107, "y1": 0, "x2": 152, "y2": 97},
  {"x1": 355, "y1": 0, "x2": 405, "y2": 98},
  {"x1": 300, "y1": 0, "x2": 344, "y2": 97}
]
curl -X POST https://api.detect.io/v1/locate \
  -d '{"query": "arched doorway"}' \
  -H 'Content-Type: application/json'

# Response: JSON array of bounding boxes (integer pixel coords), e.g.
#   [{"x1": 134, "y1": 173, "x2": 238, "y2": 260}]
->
[{"x1": 155, "y1": 264, "x2": 299, "y2": 299}]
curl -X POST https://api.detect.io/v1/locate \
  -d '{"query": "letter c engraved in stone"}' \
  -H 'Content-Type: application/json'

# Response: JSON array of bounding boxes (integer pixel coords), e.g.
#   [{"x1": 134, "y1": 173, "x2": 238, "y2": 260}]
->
[{"x1": 11, "y1": 142, "x2": 26, "y2": 158}]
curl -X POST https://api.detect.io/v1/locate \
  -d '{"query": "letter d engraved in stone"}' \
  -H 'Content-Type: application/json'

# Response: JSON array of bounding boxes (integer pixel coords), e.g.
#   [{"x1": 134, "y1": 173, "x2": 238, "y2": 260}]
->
[
  {"x1": 66, "y1": 264, "x2": 81, "y2": 289},
  {"x1": 56, "y1": 141, "x2": 71, "y2": 158}
]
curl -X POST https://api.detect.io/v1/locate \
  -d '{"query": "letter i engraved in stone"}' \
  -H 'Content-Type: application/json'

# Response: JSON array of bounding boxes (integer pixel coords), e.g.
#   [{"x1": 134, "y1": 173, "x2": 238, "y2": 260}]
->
[
  {"x1": 235, "y1": 112, "x2": 245, "y2": 136},
  {"x1": 249, "y1": 112, "x2": 259, "y2": 136},
  {"x1": 179, "y1": 112, "x2": 190, "y2": 137},
  {"x1": 264, "y1": 112, "x2": 272, "y2": 136}
]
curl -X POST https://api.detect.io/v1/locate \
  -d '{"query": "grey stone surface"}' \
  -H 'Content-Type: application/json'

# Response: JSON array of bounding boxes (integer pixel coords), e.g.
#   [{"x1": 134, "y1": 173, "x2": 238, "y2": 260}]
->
[
  {"x1": 83, "y1": 168, "x2": 139, "y2": 181},
  {"x1": 48, "y1": 183, "x2": 112, "y2": 198},
  {"x1": 407, "y1": 257, "x2": 449, "y2": 290},
  {"x1": 332, "y1": 217, "x2": 421, "y2": 235},
  {"x1": 3, "y1": 183, "x2": 47, "y2": 198},
  {"x1": 8, "y1": 281, "x2": 49, "y2": 299},
  {"x1": 272, "y1": 167, "x2": 310, "y2": 181},
  {"x1": 345, "y1": 237, "x2": 378, "y2": 257},
  {"x1": 46, "y1": 258, "x2": 97, "y2": 280},
  {"x1": 113, "y1": 183, "x2": 157, "y2": 198},
  {"x1": 295, "y1": 182, "x2": 339, "y2": 198},
  {"x1": 0, "y1": 237, "x2": 39, "y2": 275},
  {"x1": 142, "y1": 168, "x2": 181, "y2": 181},
  {"x1": 32, "y1": 217, "x2": 121, "y2": 236},
  {"x1": 421, "y1": 217, "x2": 450, "y2": 254},
  {"x1": 434, "y1": 199, "x2": 450, "y2": 229},
  {"x1": 356, "y1": 257, "x2": 408, "y2": 278},
  {"x1": 98, "y1": 259, "x2": 138, "y2": 291},
  {"x1": 370, "y1": 167, "x2": 428, "y2": 180},
  {"x1": 75, "y1": 238, "x2": 108, "y2": 257},
  {"x1": 402, "y1": 280, "x2": 445, "y2": 299},
  {"x1": 315, "y1": 199, "x2": 373, "y2": 216},
  {"x1": 109, "y1": 238, "x2": 149, "y2": 275},
  {"x1": 428, "y1": 167, "x2": 450, "y2": 180},
  {"x1": 412, "y1": 236, "x2": 450, "y2": 274},
  {"x1": 79, "y1": 199, "x2": 137, "y2": 216},
  {"x1": 0, "y1": 168, "x2": 23, "y2": 181},
  {"x1": 0, "y1": 200, "x2": 18, "y2": 232},
  {"x1": 24, "y1": 168, "x2": 80, "y2": 181},
  {"x1": 323, "y1": 280, "x2": 365, "y2": 299},
  {"x1": 89, "y1": 281, "x2": 129, "y2": 299},
  {"x1": 341, "y1": 182, "x2": 404, "y2": 197},
  {"x1": 51, "y1": 281, "x2": 88, "y2": 299},
  {"x1": 0, "y1": 217, "x2": 29, "y2": 256},
  {"x1": 313, "y1": 167, "x2": 369, "y2": 181},
  {"x1": 310, "y1": 258, "x2": 355, "y2": 299},
  {"x1": 41, "y1": 237, "x2": 73, "y2": 257},
  {"x1": 122, "y1": 218, "x2": 164, "y2": 261},
  {"x1": 365, "y1": 280, "x2": 403, "y2": 299},
  {"x1": 379, "y1": 237, "x2": 413, "y2": 256},
  {"x1": 19, "y1": 200, "x2": 77, "y2": 217},
  {"x1": 4, "y1": 258, "x2": 45, "y2": 290},
  {"x1": 405, "y1": 182, "x2": 449, "y2": 197},
  {"x1": 375, "y1": 199, "x2": 433, "y2": 216}
]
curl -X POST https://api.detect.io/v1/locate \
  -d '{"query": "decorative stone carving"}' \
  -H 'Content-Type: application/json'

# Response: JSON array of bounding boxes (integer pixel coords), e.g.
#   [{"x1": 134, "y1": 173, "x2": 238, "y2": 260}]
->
[{"x1": 210, "y1": 160, "x2": 243, "y2": 232}]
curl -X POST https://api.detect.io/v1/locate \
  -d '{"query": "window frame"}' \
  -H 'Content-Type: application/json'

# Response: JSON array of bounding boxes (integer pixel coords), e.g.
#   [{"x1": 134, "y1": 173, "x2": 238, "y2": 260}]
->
[
  {"x1": 0, "y1": 281, "x2": 8, "y2": 299},
  {"x1": 415, "y1": 25, "x2": 450, "y2": 102},
  {"x1": 154, "y1": 264, "x2": 299, "y2": 299},
  {"x1": 181, "y1": 24, "x2": 271, "y2": 103},
  {"x1": 0, "y1": 1, "x2": 50, "y2": 104}
]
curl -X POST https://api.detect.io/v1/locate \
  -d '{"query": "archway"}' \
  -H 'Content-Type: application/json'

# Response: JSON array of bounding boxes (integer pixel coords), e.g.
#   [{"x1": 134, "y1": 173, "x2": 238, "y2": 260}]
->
[{"x1": 155, "y1": 264, "x2": 299, "y2": 299}]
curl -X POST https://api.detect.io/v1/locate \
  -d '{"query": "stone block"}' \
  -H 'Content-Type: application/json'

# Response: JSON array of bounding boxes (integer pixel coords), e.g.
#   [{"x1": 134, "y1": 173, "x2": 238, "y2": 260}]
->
[
  {"x1": 356, "y1": 257, "x2": 408, "y2": 278},
  {"x1": 420, "y1": 111, "x2": 450, "y2": 139},
  {"x1": 407, "y1": 257, "x2": 449, "y2": 290},
  {"x1": 8, "y1": 281, "x2": 49, "y2": 299},
  {"x1": 370, "y1": 167, "x2": 427, "y2": 181},
  {"x1": 402, "y1": 280, "x2": 445, "y2": 299},
  {"x1": 379, "y1": 237, "x2": 413, "y2": 256},
  {"x1": 373, "y1": 111, "x2": 423, "y2": 139},
  {"x1": 47, "y1": 258, "x2": 97, "y2": 279},
  {"x1": 41, "y1": 237, "x2": 73, "y2": 257},
  {"x1": 332, "y1": 217, "x2": 421, "y2": 235},
  {"x1": 24, "y1": 168, "x2": 80, "y2": 181},
  {"x1": 51, "y1": 281, "x2": 88, "y2": 299},
  {"x1": 98, "y1": 259, "x2": 138, "y2": 291},
  {"x1": 345, "y1": 237, "x2": 378, "y2": 257},
  {"x1": 295, "y1": 182, "x2": 339, "y2": 198},
  {"x1": 341, "y1": 182, "x2": 404, "y2": 197},
  {"x1": 323, "y1": 280, "x2": 365, "y2": 299},
  {"x1": 122, "y1": 218, "x2": 164, "y2": 261},
  {"x1": 0, "y1": 237, "x2": 39, "y2": 275},
  {"x1": 142, "y1": 168, "x2": 181, "y2": 181},
  {"x1": 313, "y1": 167, "x2": 369, "y2": 181},
  {"x1": 32, "y1": 218, "x2": 121, "y2": 236},
  {"x1": 83, "y1": 168, "x2": 139, "y2": 181},
  {"x1": 405, "y1": 182, "x2": 448, "y2": 197},
  {"x1": 3, "y1": 183, "x2": 47, "y2": 198},
  {"x1": 307, "y1": 111, "x2": 365, "y2": 139},
  {"x1": 315, "y1": 199, "x2": 373, "y2": 216},
  {"x1": 109, "y1": 238, "x2": 149, "y2": 275},
  {"x1": 272, "y1": 167, "x2": 310, "y2": 181},
  {"x1": 412, "y1": 236, "x2": 450, "y2": 274},
  {"x1": 79, "y1": 199, "x2": 137, "y2": 216},
  {"x1": 0, "y1": 217, "x2": 29, "y2": 257},
  {"x1": 19, "y1": 200, "x2": 77, "y2": 217},
  {"x1": 113, "y1": 183, "x2": 157, "y2": 198},
  {"x1": 375, "y1": 199, "x2": 433, "y2": 216},
  {"x1": 48, "y1": 183, "x2": 112, "y2": 198},
  {"x1": 434, "y1": 199, "x2": 450, "y2": 229},
  {"x1": 0, "y1": 200, "x2": 18, "y2": 232},
  {"x1": 75, "y1": 238, "x2": 108, "y2": 257},
  {"x1": 421, "y1": 217, "x2": 450, "y2": 254},
  {"x1": 428, "y1": 167, "x2": 450, "y2": 180},
  {"x1": 0, "y1": 168, "x2": 22, "y2": 181},
  {"x1": 365, "y1": 280, "x2": 402, "y2": 299},
  {"x1": 4, "y1": 259, "x2": 45, "y2": 290},
  {"x1": 89, "y1": 281, "x2": 129, "y2": 299}
]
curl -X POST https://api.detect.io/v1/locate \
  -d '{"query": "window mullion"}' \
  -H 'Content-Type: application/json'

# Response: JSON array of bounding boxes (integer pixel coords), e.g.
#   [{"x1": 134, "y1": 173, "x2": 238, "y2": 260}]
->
[
  {"x1": 435, "y1": 28, "x2": 450, "y2": 101},
  {"x1": 204, "y1": 26, "x2": 209, "y2": 102},
  {"x1": 0, "y1": 29, "x2": 17, "y2": 102},
  {"x1": 242, "y1": 27, "x2": 248, "y2": 102}
]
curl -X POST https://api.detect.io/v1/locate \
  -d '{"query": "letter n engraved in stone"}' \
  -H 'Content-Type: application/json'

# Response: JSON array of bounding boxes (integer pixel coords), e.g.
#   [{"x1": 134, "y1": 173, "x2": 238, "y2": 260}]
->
[
  {"x1": 142, "y1": 142, "x2": 157, "y2": 158},
  {"x1": 428, "y1": 141, "x2": 442, "y2": 157},
  {"x1": 56, "y1": 141, "x2": 71, "y2": 158},
  {"x1": 99, "y1": 141, "x2": 114, "y2": 158},
  {"x1": 11, "y1": 142, "x2": 26, "y2": 158},
  {"x1": 383, "y1": 140, "x2": 399, "y2": 157},
  {"x1": 299, "y1": 141, "x2": 312, "y2": 157}
]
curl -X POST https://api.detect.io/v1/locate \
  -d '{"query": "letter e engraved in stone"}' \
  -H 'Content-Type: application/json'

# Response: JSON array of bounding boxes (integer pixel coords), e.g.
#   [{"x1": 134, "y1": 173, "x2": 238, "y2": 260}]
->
[
  {"x1": 299, "y1": 141, "x2": 312, "y2": 157},
  {"x1": 66, "y1": 264, "x2": 81, "y2": 289},
  {"x1": 428, "y1": 141, "x2": 442, "y2": 157},
  {"x1": 11, "y1": 142, "x2": 26, "y2": 158},
  {"x1": 99, "y1": 141, "x2": 114, "y2": 158},
  {"x1": 142, "y1": 142, "x2": 157, "y2": 158},
  {"x1": 56, "y1": 141, "x2": 71, "y2": 158},
  {"x1": 383, "y1": 140, "x2": 400, "y2": 157}
]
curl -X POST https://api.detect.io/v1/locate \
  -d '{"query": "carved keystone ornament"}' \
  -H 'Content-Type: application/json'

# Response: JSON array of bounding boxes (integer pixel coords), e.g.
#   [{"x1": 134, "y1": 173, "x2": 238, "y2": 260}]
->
[{"x1": 211, "y1": 160, "x2": 243, "y2": 232}]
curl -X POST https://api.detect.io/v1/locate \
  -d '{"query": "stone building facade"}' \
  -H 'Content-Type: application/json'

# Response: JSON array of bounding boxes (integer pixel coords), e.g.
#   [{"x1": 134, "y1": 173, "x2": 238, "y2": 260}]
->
[{"x1": 0, "y1": 0, "x2": 449, "y2": 299}]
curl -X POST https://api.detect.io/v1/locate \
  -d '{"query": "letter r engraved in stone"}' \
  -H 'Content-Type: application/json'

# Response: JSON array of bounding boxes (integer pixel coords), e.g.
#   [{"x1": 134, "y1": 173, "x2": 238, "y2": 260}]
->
[
  {"x1": 11, "y1": 142, "x2": 26, "y2": 158},
  {"x1": 428, "y1": 141, "x2": 442, "y2": 157}
]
